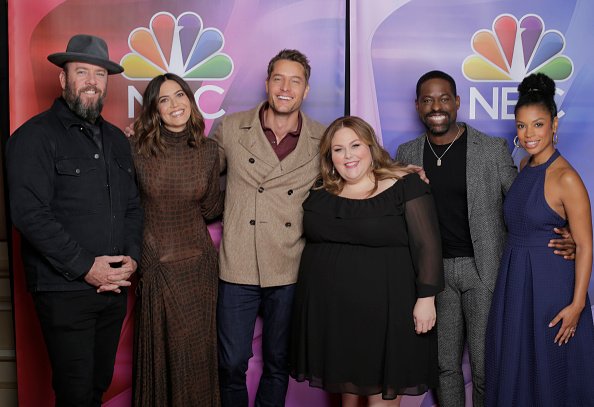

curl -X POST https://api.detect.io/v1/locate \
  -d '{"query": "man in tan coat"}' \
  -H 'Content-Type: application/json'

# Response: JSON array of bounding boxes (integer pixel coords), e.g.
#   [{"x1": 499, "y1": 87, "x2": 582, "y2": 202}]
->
[{"x1": 213, "y1": 49, "x2": 326, "y2": 407}]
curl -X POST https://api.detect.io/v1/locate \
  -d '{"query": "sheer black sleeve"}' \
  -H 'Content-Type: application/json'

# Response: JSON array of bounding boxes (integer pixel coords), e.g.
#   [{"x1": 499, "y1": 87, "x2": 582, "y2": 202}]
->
[{"x1": 404, "y1": 181, "x2": 444, "y2": 298}]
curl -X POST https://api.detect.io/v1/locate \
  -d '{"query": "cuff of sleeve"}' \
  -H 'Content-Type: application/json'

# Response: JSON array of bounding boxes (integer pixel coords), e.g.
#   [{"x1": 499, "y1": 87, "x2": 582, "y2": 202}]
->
[
  {"x1": 64, "y1": 250, "x2": 95, "y2": 281},
  {"x1": 125, "y1": 245, "x2": 142, "y2": 266},
  {"x1": 416, "y1": 282, "x2": 444, "y2": 298}
]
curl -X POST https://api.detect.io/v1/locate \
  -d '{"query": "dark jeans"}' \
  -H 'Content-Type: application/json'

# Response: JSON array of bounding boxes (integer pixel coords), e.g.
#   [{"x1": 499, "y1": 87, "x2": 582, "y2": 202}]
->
[
  {"x1": 217, "y1": 281, "x2": 295, "y2": 407},
  {"x1": 33, "y1": 289, "x2": 127, "y2": 407}
]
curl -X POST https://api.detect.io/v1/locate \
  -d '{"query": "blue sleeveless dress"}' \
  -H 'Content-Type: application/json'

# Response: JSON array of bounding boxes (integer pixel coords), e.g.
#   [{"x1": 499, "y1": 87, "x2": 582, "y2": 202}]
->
[{"x1": 486, "y1": 150, "x2": 594, "y2": 406}]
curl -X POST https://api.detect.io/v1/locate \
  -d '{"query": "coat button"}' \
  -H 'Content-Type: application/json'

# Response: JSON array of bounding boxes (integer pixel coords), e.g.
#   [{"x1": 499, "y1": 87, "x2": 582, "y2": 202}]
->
[
  {"x1": 94, "y1": 153, "x2": 100, "y2": 159},
  {"x1": 249, "y1": 219, "x2": 256, "y2": 225},
  {"x1": 287, "y1": 189, "x2": 293, "y2": 195},
  {"x1": 75, "y1": 168, "x2": 81, "y2": 174},
  {"x1": 258, "y1": 187, "x2": 264, "y2": 193},
  {"x1": 249, "y1": 158, "x2": 255, "y2": 164},
  {"x1": 285, "y1": 222, "x2": 292, "y2": 227}
]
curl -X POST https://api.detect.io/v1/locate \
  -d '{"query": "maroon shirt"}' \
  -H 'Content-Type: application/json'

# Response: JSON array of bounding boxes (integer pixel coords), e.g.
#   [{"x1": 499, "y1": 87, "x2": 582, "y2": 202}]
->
[{"x1": 259, "y1": 103, "x2": 302, "y2": 161}]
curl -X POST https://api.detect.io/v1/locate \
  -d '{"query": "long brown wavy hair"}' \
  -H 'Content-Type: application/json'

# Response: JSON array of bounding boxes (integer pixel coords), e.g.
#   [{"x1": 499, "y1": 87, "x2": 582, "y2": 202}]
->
[
  {"x1": 319, "y1": 116, "x2": 411, "y2": 196},
  {"x1": 133, "y1": 73, "x2": 205, "y2": 156}
]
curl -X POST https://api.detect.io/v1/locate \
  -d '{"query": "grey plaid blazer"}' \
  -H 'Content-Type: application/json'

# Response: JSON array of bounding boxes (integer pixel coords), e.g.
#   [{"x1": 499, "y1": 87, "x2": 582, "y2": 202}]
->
[{"x1": 395, "y1": 123, "x2": 517, "y2": 292}]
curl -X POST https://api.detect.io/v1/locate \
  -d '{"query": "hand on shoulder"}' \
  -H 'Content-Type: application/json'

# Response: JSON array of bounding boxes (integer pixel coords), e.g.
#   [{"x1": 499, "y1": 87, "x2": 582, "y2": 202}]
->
[
  {"x1": 394, "y1": 168, "x2": 413, "y2": 179},
  {"x1": 402, "y1": 164, "x2": 429, "y2": 184},
  {"x1": 124, "y1": 123, "x2": 135, "y2": 138}
]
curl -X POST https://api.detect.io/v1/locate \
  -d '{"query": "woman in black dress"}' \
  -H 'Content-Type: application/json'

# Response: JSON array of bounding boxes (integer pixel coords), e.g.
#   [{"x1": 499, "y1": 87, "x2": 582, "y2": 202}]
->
[{"x1": 290, "y1": 116, "x2": 444, "y2": 406}]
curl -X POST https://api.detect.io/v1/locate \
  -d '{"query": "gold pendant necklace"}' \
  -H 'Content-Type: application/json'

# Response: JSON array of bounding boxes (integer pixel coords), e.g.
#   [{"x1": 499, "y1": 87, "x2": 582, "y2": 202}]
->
[{"x1": 426, "y1": 124, "x2": 463, "y2": 167}]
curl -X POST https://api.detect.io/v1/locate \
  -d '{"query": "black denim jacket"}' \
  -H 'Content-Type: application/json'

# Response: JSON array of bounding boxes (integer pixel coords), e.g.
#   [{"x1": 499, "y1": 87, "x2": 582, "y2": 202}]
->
[{"x1": 6, "y1": 98, "x2": 143, "y2": 291}]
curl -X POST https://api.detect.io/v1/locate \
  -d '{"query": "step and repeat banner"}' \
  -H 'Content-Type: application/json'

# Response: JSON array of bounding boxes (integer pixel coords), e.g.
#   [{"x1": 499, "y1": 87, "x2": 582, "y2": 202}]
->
[
  {"x1": 350, "y1": 1, "x2": 594, "y2": 404},
  {"x1": 8, "y1": 0, "x2": 594, "y2": 406},
  {"x1": 8, "y1": 0, "x2": 344, "y2": 406}
]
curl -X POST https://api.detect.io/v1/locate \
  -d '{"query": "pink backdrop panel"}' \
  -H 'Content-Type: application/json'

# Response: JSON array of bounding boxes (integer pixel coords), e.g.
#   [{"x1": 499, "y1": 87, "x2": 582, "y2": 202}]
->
[{"x1": 9, "y1": 0, "x2": 345, "y2": 406}]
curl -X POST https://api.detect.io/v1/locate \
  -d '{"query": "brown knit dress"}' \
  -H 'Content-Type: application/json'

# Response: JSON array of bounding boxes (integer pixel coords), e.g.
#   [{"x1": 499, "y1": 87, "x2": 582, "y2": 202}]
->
[{"x1": 131, "y1": 127, "x2": 223, "y2": 406}]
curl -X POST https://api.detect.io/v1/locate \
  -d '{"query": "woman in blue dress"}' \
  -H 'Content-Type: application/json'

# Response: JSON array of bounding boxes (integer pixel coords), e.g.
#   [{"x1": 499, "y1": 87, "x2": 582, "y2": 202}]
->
[{"x1": 486, "y1": 73, "x2": 594, "y2": 406}]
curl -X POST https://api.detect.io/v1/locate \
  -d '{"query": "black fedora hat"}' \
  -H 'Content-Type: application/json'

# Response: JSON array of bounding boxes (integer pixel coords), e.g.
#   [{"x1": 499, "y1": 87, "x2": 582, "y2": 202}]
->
[{"x1": 47, "y1": 34, "x2": 124, "y2": 75}]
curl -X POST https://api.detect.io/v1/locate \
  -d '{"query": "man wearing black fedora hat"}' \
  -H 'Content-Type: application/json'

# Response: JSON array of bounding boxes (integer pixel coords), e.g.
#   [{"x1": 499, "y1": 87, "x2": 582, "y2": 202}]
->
[{"x1": 6, "y1": 34, "x2": 143, "y2": 406}]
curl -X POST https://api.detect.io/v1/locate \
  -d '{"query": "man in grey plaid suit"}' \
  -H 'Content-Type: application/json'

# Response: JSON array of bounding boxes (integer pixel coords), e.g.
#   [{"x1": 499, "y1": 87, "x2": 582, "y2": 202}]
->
[{"x1": 395, "y1": 70, "x2": 574, "y2": 407}]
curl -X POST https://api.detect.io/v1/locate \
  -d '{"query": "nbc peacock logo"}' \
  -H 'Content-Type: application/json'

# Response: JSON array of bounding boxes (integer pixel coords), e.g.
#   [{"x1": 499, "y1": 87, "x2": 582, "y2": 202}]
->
[
  {"x1": 462, "y1": 14, "x2": 573, "y2": 82},
  {"x1": 121, "y1": 11, "x2": 234, "y2": 81}
]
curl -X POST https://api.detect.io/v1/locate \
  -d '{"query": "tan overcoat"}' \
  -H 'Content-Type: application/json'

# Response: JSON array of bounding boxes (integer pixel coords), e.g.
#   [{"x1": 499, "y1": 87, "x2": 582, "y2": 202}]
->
[{"x1": 212, "y1": 103, "x2": 326, "y2": 287}]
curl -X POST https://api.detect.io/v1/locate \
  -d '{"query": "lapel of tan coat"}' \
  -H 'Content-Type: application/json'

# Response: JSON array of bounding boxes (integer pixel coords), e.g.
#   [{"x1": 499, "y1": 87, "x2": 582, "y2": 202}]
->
[{"x1": 237, "y1": 107, "x2": 319, "y2": 183}]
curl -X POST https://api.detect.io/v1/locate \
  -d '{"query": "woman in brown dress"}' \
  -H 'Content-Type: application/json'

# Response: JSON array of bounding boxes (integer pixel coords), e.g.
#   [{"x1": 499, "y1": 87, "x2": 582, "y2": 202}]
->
[{"x1": 131, "y1": 73, "x2": 223, "y2": 406}]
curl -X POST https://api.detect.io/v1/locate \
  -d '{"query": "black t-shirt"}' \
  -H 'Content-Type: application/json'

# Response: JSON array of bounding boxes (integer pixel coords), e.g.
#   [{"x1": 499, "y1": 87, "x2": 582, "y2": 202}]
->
[{"x1": 423, "y1": 128, "x2": 474, "y2": 258}]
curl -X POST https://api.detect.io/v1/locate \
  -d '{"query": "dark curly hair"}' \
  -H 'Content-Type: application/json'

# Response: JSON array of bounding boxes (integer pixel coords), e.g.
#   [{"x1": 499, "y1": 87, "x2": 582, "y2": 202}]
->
[{"x1": 515, "y1": 73, "x2": 558, "y2": 120}]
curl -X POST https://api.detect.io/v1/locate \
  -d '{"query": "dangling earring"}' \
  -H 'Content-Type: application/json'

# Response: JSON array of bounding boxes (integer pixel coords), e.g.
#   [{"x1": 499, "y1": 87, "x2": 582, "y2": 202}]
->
[
  {"x1": 553, "y1": 132, "x2": 559, "y2": 146},
  {"x1": 331, "y1": 166, "x2": 335, "y2": 176},
  {"x1": 513, "y1": 136, "x2": 522, "y2": 149}
]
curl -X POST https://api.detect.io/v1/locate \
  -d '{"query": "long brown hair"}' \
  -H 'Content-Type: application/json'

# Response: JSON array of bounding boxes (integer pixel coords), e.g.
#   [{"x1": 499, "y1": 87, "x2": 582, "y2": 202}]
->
[
  {"x1": 319, "y1": 116, "x2": 411, "y2": 196},
  {"x1": 133, "y1": 73, "x2": 205, "y2": 156}
]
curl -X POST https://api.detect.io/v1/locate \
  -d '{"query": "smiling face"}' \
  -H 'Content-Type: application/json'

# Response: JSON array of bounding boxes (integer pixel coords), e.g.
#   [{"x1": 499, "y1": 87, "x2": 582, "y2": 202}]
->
[
  {"x1": 265, "y1": 59, "x2": 310, "y2": 116},
  {"x1": 157, "y1": 79, "x2": 192, "y2": 132},
  {"x1": 60, "y1": 62, "x2": 108, "y2": 123},
  {"x1": 515, "y1": 103, "x2": 558, "y2": 159},
  {"x1": 330, "y1": 127, "x2": 373, "y2": 186},
  {"x1": 416, "y1": 78, "x2": 460, "y2": 138}
]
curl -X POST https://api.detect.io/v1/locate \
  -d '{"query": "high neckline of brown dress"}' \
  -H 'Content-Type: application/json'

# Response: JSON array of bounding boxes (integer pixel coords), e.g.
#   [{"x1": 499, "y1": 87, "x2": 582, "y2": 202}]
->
[{"x1": 160, "y1": 125, "x2": 190, "y2": 143}]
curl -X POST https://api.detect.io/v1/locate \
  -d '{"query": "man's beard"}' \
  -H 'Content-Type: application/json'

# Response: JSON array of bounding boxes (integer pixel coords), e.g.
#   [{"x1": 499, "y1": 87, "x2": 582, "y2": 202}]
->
[
  {"x1": 422, "y1": 112, "x2": 455, "y2": 136},
  {"x1": 63, "y1": 81, "x2": 105, "y2": 123}
]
